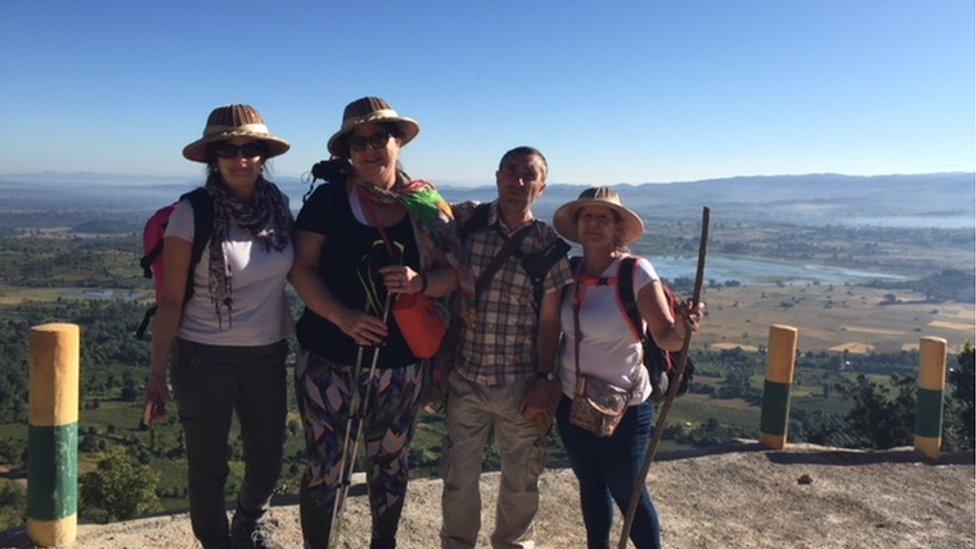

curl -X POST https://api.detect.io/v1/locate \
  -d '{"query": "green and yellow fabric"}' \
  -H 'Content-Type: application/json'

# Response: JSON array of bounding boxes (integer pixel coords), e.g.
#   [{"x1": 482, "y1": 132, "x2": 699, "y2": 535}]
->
[
  {"x1": 759, "y1": 325, "x2": 798, "y2": 450},
  {"x1": 27, "y1": 323, "x2": 79, "y2": 547},
  {"x1": 914, "y1": 337, "x2": 947, "y2": 460}
]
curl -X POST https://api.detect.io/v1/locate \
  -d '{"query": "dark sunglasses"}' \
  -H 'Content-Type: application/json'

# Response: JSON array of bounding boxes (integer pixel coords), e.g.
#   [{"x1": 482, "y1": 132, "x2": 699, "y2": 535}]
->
[
  {"x1": 347, "y1": 130, "x2": 392, "y2": 153},
  {"x1": 211, "y1": 141, "x2": 267, "y2": 159}
]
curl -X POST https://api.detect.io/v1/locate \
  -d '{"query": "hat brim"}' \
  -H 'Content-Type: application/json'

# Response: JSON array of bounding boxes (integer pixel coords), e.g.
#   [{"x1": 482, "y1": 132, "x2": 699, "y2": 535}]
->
[
  {"x1": 327, "y1": 113, "x2": 420, "y2": 157},
  {"x1": 553, "y1": 198, "x2": 645, "y2": 245},
  {"x1": 182, "y1": 131, "x2": 291, "y2": 163}
]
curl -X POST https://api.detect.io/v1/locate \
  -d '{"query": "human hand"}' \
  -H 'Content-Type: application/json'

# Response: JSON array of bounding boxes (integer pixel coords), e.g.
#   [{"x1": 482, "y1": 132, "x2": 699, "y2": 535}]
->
[
  {"x1": 378, "y1": 264, "x2": 424, "y2": 294},
  {"x1": 143, "y1": 371, "x2": 170, "y2": 426},
  {"x1": 520, "y1": 378, "x2": 561, "y2": 421},
  {"x1": 678, "y1": 299, "x2": 706, "y2": 331},
  {"x1": 423, "y1": 365, "x2": 450, "y2": 414},
  {"x1": 336, "y1": 307, "x2": 388, "y2": 346}
]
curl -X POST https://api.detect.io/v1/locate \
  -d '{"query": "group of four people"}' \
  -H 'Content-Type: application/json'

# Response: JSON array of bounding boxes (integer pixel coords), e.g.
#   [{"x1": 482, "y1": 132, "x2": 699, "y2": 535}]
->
[{"x1": 145, "y1": 97, "x2": 701, "y2": 549}]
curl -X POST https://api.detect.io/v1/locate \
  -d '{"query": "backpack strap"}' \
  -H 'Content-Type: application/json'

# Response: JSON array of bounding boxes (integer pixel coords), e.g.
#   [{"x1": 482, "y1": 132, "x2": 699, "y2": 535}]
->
[
  {"x1": 140, "y1": 242, "x2": 163, "y2": 279},
  {"x1": 180, "y1": 188, "x2": 214, "y2": 302},
  {"x1": 570, "y1": 256, "x2": 616, "y2": 287},
  {"x1": 135, "y1": 305, "x2": 157, "y2": 340},
  {"x1": 616, "y1": 256, "x2": 644, "y2": 342},
  {"x1": 515, "y1": 237, "x2": 571, "y2": 310},
  {"x1": 473, "y1": 222, "x2": 534, "y2": 296},
  {"x1": 458, "y1": 202, "x2": 493, "y2": 241},
  {"x1": 617, "y1": 257, "x2": 683, "y2": 379},
  {"x1": 569, "y1": 256, "x2": 581, "y2": 272},
  {"x1": 135, "y1": 188, "x2": 213, "y2": 340},
  {"x1": 462, "y1": 203, "x2": 569, "y2": 310}
]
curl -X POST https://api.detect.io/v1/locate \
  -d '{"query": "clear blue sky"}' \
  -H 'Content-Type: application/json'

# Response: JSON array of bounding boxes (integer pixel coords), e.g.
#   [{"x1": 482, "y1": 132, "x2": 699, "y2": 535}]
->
[{"x1": 1, "y1": 1, "x2": 973, "y2": 185}]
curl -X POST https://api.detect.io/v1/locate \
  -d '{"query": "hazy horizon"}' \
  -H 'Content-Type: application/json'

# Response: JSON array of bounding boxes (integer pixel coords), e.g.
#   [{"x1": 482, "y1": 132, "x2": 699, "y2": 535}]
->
[{"x1": 2, "y1": 169, "x2": 973, "y2": 189}]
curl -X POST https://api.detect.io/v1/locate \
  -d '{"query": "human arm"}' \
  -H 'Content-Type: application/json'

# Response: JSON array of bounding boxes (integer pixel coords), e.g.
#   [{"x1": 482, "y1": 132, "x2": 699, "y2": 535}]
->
[
  {"x1": 145, "y1": 235, "x2": 192, "y2": 422},
  {"x1": 638, "y1": 281, "x2": 704, "y2": 352},
  {"x1": 520, "y1": 288, "x2": 564, "y2": 422},
  {"x1": 288, "y1": 229, "x2": 388, "y2": 346}
]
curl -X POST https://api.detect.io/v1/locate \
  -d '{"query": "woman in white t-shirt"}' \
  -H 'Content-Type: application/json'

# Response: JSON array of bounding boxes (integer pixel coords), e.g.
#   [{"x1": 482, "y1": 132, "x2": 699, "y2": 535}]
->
[
  {"x1": 143, "y1": 104, "x2": 294, "y2": 548},
  {"x1": 551, "y1": 187, "x2": 700, "y2": 549}
]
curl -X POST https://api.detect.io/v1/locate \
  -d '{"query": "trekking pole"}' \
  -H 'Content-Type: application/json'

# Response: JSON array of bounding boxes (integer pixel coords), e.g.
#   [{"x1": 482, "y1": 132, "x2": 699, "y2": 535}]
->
[
  {"x1": 328, "y1": 305, "x2": 369, "y2": 548},
  {"x1": 617, "y1": 206, "x2": 710, "y2": 549},
  {"x1": 329, "y1": 291, "x2": 394, "y2": 548}
]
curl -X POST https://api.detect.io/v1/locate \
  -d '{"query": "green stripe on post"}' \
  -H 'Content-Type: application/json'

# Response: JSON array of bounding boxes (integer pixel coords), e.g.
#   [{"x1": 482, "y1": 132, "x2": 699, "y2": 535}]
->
[
  {"x1": 760, "y1": 380, "x2": 792, "y2": 436},
  {"x1": 915, "y1": 388, "x2": 944, "y2": 439},
  {"x1": 27, "y1": 423, "x2": 78, "y2": 521}
]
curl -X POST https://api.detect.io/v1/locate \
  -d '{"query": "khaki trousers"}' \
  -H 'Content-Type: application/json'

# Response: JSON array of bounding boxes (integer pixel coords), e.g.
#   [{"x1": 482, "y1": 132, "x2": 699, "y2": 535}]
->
[{"x1": 440, "y1": 370, "x2": 547, "y2": 549}]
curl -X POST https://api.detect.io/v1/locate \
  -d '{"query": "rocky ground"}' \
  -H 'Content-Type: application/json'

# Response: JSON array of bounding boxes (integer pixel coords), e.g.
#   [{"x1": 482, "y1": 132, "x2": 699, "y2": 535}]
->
[{"x1": 3, "y1": 441, "x2": 973, "y2": 548}]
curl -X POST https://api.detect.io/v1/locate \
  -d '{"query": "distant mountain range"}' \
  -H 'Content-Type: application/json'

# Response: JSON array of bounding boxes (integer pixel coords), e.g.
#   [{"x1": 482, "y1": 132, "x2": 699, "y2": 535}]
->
[{"x1": 2, "y1": 172, "x2": 973, "y2": 228}]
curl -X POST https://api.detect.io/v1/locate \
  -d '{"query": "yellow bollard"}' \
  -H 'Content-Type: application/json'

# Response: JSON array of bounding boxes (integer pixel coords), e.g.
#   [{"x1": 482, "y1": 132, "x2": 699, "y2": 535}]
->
[
  {"x1": 27, "y1": 323, "x2": 79, "y2": 547},
  {"x1": 759, "y1": 325, "x2": 798, "y2": 450},
  {"x1": 914, "y1": 337, "x2": 947, "y2": 460}
]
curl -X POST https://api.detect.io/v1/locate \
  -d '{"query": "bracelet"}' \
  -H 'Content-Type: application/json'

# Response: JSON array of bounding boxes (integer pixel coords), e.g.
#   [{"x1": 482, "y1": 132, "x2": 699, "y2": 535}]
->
[{"x1": 417, "y1": 272, "x2": 429, "y2": 294}]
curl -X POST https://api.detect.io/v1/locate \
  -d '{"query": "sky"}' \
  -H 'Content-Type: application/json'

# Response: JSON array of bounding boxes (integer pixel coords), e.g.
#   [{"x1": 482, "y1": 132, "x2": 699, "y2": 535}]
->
[{"x1": 0, "y1": 1, "x2": 973, "y2": 186}]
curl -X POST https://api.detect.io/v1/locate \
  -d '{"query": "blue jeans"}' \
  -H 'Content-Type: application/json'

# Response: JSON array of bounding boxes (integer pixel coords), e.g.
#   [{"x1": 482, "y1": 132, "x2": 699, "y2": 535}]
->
[{"x1": 556, "y1": 395, "x2": 662, "y2": 549}]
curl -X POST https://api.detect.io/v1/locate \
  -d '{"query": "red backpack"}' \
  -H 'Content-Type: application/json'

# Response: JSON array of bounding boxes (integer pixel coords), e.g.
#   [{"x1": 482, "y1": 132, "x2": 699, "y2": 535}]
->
[
  {"x1": 569, "y1": 256, "x2": 693, "y2": 402},
  {"x1": 135, "y1": 188, "x2": 214, "y2": 338}
]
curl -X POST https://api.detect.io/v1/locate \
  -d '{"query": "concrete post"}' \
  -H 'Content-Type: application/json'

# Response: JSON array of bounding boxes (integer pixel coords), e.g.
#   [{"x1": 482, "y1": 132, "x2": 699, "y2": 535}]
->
[
  {"x1": 27, "y1": 323, "x2": 79, "y2": 547},
  {"x1": 759, "y1": 325, "x2": 798, "y2": 450},
  {"x1": 914, "y1": 337, "x2": 947, "y2": 460}
]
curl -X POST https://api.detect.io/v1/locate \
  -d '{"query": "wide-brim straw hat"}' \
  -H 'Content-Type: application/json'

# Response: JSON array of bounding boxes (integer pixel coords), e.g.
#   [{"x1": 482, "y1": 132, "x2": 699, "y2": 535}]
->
[
  {"x1": 327, "y1": 97, "x2": 420, "y2": 157},
  {"x1": 183, "y1": 104, "x2": 290, "y2": 163},
  {"x1": 553, "y1": 186, "x2": 645, "y2": 245}
]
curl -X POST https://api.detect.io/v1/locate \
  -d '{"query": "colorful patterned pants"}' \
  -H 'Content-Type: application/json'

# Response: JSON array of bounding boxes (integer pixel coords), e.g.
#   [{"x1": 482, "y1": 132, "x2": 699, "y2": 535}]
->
[{"x1": 295, "y1": 349, "x2": 429, "y2": 549}]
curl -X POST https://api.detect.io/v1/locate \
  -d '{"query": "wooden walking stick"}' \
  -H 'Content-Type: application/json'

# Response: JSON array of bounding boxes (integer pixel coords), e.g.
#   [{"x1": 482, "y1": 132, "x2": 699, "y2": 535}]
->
[{"x1": 617, "y1": 206, "x2": 710, "y2": 548}]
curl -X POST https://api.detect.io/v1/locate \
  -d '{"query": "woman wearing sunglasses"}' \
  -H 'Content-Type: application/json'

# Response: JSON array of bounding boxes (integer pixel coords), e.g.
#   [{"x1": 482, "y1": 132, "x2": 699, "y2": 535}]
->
[
  {"x1": 144, "y1": 104, "x2": 294, "y2": 548},
  {"x1": 551, "y1": 187, "x2": 703, "y2": 549},
  {"x1": 290, "y1": 97, "x2": 457, "y2": 548}
]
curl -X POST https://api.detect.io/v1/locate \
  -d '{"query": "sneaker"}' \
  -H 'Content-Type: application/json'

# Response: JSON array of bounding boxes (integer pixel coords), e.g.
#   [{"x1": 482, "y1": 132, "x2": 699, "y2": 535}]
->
[{"x1": 231, "y1": 512, "x2": 280, "y2": 549}]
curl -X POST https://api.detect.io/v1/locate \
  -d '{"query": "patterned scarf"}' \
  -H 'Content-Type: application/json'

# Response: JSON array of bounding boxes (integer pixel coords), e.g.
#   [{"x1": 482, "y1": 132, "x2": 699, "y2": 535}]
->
[
  {"x1": 205, "y1": 177, "x2": 294, "y2": 328},
  {"x1": 352, "y1": 171, "x2": 476, "y2": 299}
]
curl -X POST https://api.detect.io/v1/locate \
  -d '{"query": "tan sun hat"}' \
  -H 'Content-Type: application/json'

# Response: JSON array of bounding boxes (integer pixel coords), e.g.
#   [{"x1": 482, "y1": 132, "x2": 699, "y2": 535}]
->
[
  {"x1": 553, "y1": 186, "x2": 645, "y2": 245},
  {"x1": 327, "y1": 96, "x2": 420, "y2": 157},
  {"x1": 182, "y1": 104, "x2": 290, "y2": 163}
]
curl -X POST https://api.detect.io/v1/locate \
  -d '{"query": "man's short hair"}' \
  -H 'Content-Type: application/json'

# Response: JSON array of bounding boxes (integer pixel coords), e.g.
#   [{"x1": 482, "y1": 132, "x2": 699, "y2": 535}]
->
[{"x1": 498, "y1": 146, "x2": 548, "y2": 179}]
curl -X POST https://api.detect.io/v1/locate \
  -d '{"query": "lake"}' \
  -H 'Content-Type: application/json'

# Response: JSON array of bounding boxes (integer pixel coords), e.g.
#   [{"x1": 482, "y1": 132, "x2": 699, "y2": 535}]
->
[{"x1": 648, "y1": 255, "x2": 907, "y2": 285}]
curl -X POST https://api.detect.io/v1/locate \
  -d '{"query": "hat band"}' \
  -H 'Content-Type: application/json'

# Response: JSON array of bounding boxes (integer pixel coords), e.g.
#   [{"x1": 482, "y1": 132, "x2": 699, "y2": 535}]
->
[
  {"x1": 342, "y1": 109, "x2": 400, "y2": 128},
  {"x1": 203, "y1": 123, "x2": 271, "y2": 137}
]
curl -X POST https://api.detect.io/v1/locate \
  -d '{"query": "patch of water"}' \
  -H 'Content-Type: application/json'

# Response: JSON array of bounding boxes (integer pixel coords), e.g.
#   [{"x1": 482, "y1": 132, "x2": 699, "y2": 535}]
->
[
  {"x1": 62, "y1": 288, "x2": 148, "y2": 301},
  {"x1": 650, "y1": 256, "x2": 907, "y2": 285}
]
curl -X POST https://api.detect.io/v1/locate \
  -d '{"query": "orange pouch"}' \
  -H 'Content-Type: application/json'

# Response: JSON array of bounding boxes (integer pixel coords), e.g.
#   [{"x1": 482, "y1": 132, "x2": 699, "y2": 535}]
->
[{"x1": 393, "y1": 293, "x2": 448, "y2": 359}]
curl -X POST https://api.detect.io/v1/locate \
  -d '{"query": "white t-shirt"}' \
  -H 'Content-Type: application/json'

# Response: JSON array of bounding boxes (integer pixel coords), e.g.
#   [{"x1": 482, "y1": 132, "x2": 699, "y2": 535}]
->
[
  {"x1": 163, "y1": 199, "x2": 295, "y2": 346},
  {"x1": 558, "y1": 256, "x2": 659, "y2": 405}
]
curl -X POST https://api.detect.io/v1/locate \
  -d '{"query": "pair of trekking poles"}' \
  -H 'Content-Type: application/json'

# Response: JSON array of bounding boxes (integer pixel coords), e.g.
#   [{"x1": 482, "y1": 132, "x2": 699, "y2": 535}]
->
[
  {"x1": 328, "y1": 290, "x2": 392, "y2": 549},
  {"x1": 326, "y1": 187, "x2": 416, "y2": 547}
]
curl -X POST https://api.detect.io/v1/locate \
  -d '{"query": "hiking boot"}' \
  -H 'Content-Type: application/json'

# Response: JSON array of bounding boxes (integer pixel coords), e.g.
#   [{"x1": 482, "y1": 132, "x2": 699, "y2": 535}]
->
[{"x1": 230, "y1": 512, "x2": 280, "y2": 549}]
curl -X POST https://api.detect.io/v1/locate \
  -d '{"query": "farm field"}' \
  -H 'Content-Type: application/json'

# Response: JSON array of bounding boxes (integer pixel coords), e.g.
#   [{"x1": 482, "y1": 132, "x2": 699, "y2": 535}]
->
[
  {"x1": 0, "y1": 284, "x2": 150, "y2": 305},
  {"x1": 696, "y1": 283, "x2": 975, "y2": 354}
]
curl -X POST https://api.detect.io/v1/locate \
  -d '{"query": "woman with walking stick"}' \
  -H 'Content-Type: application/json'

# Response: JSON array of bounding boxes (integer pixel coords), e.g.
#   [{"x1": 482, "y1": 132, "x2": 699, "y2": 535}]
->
[
  {"x1": 551, "y1": 187, "x2": 703, "y2": 549},
  {"x1": 290, "y1": 97, "x2": 457, "y2": 548}
]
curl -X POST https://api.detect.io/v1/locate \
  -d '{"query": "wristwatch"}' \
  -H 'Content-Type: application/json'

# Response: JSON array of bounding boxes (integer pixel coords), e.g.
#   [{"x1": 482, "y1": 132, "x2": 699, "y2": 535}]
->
[{"x1": 536, "y1": 370, "x2": 555, "y2": 382}]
